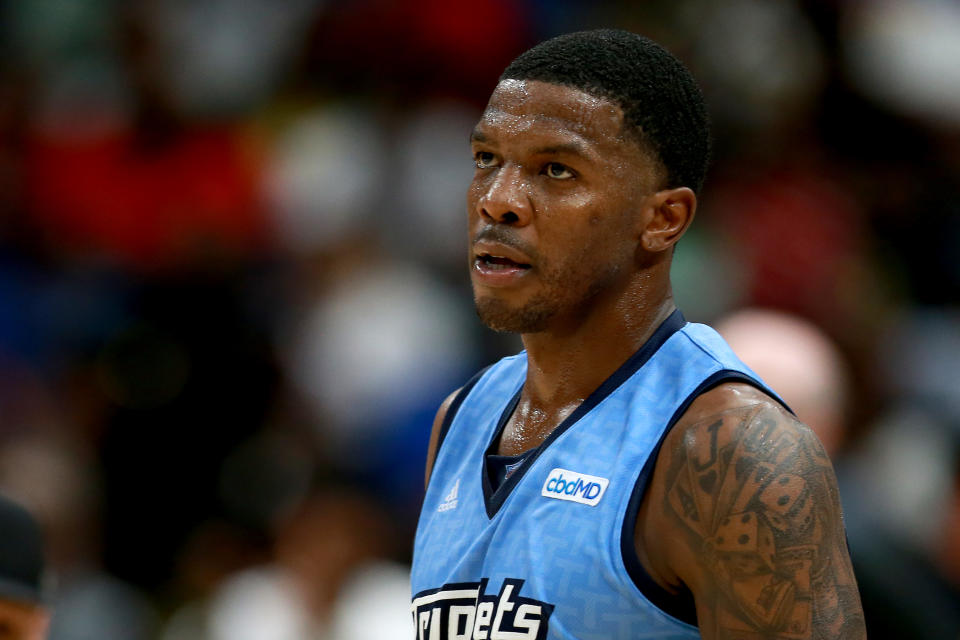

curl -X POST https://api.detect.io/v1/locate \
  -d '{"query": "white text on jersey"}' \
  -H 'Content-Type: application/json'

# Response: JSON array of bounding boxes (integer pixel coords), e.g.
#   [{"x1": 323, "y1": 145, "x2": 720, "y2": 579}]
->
[
  {"x1": 411, "y1": 578, "x2": 553, "y2": 640},
  {"x1": 541, "y1": 468, "x2": 609, "y2": 506}
]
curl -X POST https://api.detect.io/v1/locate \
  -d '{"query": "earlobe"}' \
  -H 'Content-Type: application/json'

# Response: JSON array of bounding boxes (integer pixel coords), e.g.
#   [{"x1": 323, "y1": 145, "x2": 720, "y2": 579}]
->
[{"x1": 640, "y1": 187, "x2": 697, "y2": 252}]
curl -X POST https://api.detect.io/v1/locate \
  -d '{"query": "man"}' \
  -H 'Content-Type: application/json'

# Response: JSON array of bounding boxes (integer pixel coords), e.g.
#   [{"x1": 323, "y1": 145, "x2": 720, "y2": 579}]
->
[
  {"x1": 411, "y1": 29, "x2": 865, "y2": 640},
  {"x1": 0, "y1": 495, "x2": 49, "y2": 640}
]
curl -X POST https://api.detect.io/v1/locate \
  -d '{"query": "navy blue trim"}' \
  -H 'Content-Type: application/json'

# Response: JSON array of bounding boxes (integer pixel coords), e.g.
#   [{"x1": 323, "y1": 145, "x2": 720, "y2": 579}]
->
[
  {"x1": 481, "y1": 389, "x2": 522, "y2": 515},
  {"x1": 619, "y1": 369, "x2": 792, "y2": 627},
  {"x1": 482, "y1": 309, "x2": 687, "y2": 519},
  {"x1": 428, "y1": 365, "x2": 491, "y2": 486},
  {"x1": 487, "y1": 443, "x2": 533, "y2": 492}
]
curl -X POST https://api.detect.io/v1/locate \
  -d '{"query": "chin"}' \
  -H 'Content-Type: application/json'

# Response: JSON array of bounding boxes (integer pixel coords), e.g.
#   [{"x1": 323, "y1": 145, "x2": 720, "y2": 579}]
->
[{"x1": 474, "y1": 296, "x2": 555, "y2": 334}]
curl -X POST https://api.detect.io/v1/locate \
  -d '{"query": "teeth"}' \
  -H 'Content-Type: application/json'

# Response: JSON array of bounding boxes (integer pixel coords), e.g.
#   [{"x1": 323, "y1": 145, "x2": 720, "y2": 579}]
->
[{"x1": 478, "y1": 254, "x2": 529, "y2": 270}]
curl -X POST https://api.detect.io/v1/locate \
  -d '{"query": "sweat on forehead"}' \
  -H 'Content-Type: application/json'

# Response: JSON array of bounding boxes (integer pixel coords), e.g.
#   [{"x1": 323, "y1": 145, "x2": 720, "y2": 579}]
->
[
  {"x1": 479, "y1": 80, "x2": 627, "y2": 141},
  {"x1": 499, "y1": 29, "x2": 710, "y2": 194},
  {"x1": 470, "y1": 80, "x2": 664, "y2": 194}
]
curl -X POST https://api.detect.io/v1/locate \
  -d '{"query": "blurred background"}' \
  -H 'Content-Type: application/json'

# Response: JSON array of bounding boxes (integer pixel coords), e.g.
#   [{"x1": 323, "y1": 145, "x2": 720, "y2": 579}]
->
[{"x1": 0, "y1": 0, "x2": 958, "y2": 637}]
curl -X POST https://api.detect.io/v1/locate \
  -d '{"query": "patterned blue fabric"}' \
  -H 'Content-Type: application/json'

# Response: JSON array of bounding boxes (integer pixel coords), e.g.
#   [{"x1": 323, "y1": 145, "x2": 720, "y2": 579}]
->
[{"x1": 412, "y1": 313, "x2": 775, "y2": 640}]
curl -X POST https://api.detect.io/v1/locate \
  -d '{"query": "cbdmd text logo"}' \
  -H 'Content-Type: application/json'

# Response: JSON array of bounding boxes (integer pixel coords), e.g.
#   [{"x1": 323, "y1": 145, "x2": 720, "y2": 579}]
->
[{"x1": 541, "y1": 468, "x2": 609, "y2": 506}]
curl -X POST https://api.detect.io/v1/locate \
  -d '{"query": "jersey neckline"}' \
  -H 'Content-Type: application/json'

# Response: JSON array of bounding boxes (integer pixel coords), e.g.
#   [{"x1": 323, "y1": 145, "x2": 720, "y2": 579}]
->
[{"x1": 480, "y1": 308, "x2": 687, "y2": 519}]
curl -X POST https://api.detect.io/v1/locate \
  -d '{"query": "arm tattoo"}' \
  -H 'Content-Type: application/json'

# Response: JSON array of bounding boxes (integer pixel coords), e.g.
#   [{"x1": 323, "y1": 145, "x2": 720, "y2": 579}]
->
[{"x1": 664, "y1": 405, "x2": 866, "y2": 639}]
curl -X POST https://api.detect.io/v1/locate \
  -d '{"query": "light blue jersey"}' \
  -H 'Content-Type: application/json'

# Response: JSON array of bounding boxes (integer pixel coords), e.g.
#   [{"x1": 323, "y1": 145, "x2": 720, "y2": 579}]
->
[{"x1": 412, "y1": 311, "x2": 779, "y2": 640}]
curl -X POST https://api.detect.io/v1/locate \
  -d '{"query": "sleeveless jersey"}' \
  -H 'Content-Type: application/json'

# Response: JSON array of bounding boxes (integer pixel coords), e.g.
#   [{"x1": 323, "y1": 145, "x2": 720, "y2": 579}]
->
[{"x1": 411, "y1": 311, "x2": 779, "y2": 640}]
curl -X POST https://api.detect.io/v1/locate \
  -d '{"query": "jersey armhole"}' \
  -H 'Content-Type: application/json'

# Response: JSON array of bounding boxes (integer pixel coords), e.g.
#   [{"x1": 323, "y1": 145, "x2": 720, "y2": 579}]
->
[
  {"x1": 427, "y1": 365, "x2": 491, "y2": 483},
  {"x1": 619, "y1": 369, "x2": 783, "y2": 627}
]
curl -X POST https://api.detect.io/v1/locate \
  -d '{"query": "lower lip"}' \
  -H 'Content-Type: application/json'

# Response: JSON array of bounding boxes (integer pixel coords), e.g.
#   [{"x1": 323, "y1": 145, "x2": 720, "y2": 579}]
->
[{"x1": 472, "y1": 259, "x2": 532, "y2": 287}]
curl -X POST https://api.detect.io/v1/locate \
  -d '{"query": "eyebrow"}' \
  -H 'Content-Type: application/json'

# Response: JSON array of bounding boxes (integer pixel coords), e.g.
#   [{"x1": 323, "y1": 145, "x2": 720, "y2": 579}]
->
[
  {"x1": 528, "y1": 142, "x2": 590, "y2": 158},
  {"x1": 470, "y1": 131, "x2": 590, "y2": 157}
]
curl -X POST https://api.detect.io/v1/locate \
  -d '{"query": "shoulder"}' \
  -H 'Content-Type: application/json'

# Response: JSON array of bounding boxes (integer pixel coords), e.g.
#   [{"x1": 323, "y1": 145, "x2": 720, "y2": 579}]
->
[
  {"x1": 649, "y1": 382, "x2": 832, "y2": 569},
  {"x1": 421, "y1": 355, "x2": 528, "y2": 488},
  {"x1": 641, "y1": 382, "x2": 865, "y2": 637},
  {"x1": 664, "y1": 382, "x2": 808, "y2": 464},
  {"x1": 424, "y1": 387, "x2": 461, "y2": 489},
  {"x1": 638, "y1": 383, "x2": 803, "y2": 585}
]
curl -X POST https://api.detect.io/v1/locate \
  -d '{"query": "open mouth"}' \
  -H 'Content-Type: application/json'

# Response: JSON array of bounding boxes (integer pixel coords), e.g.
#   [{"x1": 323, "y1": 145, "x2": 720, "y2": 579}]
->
[{"x1": 476, "y1": 254, "x2": 531, "y2": 271}]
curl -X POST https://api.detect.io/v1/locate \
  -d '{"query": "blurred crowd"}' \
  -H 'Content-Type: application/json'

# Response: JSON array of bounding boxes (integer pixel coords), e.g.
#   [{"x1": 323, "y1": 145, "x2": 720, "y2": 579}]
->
[{"x1": 0, "y1": 0, "x2": 958, "y2": 638}]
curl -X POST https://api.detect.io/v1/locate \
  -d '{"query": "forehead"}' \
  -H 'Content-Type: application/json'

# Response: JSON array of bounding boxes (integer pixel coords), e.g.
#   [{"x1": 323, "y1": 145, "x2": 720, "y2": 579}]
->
[{"x1": 474, "y1": 79, "x2": 629, "y2": 150}]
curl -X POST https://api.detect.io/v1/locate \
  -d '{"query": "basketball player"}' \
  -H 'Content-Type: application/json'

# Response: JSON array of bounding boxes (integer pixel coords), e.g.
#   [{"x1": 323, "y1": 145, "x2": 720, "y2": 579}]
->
[{"x1": 411, "y1": 30, "x2": 866, "y2": 639}]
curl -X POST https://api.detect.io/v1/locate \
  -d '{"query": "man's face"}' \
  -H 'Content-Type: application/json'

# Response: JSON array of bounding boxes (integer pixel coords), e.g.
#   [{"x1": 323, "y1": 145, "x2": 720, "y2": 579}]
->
[
  {"x1": 0, "y1": 600, "x2": 48, "y2": 640},
  {"x1": 468, "y1": 79, "x2": 660, "y2": 333}
]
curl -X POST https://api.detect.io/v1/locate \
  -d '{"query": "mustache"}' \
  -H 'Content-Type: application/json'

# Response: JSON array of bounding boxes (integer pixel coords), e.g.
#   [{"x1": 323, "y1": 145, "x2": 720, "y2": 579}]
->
[{"x1": 471, "y1": 226, "x2": 539, "y2": 262}]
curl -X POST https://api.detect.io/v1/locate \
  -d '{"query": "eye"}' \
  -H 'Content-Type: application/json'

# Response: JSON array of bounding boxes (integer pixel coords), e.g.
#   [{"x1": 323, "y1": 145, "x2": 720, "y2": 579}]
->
[
  {"x1": 475, "y1": 151, "x2": 499, "y2": 169},
  {"x1": 543, "y1": 162, "x2": 574, "y2": 179}
]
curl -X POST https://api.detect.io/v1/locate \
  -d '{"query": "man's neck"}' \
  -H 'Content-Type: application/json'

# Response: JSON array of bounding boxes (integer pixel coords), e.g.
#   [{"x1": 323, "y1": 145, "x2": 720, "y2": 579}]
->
[{"x1": 518, "y1": 279, "x2": 676, "y2": 413}]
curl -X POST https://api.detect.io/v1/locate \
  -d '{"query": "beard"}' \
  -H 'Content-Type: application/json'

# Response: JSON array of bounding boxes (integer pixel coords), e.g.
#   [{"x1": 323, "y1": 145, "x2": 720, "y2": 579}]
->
[
  {"x1": 469, "y1": 222, "x2": 629, "y2": 334},
  {"x1": 474, "y1": 290, "x2": 558, "y2": 333},
  {"x1": 473, "y1": 259, "x2": 622, "y2": 334}
]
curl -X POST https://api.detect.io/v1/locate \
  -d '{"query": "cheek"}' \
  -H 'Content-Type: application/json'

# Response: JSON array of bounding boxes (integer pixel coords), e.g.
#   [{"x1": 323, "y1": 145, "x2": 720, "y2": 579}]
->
[
  {"x1": 466, "y1": 177, "x2": 481, "y2": 210},
  {"x1": 539, "y1": 227, "x2": 615, "y2": 281},
  {"x1": 539, "y1": 188, "x2": 594, "y2": 215},
  {"x1": 539, "y1": 196, "x2": 631, "y2": 251},
  {"x1": 545, "y1": 221, "x2": 636, "y2": 290},
  {"x1": 466, "y1": 173, "x2": 497, "y2": 220}
]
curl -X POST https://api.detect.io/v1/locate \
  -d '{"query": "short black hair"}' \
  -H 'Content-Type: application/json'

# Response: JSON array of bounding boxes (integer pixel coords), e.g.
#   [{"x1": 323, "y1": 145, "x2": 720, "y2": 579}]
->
[{"x1": 501, "y1": 29, "x2": 710, "y2": 194}]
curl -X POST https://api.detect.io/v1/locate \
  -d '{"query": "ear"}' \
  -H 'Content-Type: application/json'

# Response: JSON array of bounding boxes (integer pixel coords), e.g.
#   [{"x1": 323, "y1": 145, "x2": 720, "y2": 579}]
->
[{"x1": 639, "y1": 187, "x2": 697, "y2": 252}]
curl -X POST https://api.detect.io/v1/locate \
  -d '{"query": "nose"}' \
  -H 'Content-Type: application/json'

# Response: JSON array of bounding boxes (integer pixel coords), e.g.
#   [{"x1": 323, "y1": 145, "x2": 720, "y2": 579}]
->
[{"x1": 476, "y1": 166, "x2": 532, "y2": 226}]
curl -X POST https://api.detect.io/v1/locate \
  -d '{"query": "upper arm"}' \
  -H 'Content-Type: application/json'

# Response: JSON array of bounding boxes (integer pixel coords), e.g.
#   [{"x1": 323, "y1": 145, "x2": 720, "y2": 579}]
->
[
  {"x1": 642, "y1": 384, "x2": 865, "y2": 639},
  {"x1": 424, "y1": 387, "x2": 461, "y2": 490}
]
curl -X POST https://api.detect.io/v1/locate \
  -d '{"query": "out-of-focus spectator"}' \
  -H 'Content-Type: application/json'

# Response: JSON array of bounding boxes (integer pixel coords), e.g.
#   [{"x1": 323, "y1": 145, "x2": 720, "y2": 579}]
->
[
  {"x1": 685, "y1": 0, "x2": 827, "y2": 133},
  {"x1": 832, "y1": 307, "x2": 960, "y2": 638},
  {"x1": 841, "y1": 405, "x2": 960, "y2": 639},
  {"x1": 23, "y1": 123, "x2": 266, "y2": 270},
  {"x1": 715, "y1": 308, "x2": 850, "y2": 455},
  {"x1": 0, "y1": 436, "x2": 158, "y2": 640},
  {"x1": 281, "y1": 251, "x2": 478, "y2": 521},
  {"x1": 390, "y1": 101, "x2": 480, "y2": 266},
  {"x1": 326, "y1": 561, "x2": 411, "y2": 640},
  {"x1": 0, "y1": 494, "x2": 49, "y2": 640},
  {"x1": 706, "y1": 162, "x2": 880, "y2": 340},
  {"x1": 844, "y1": 0, "x2": 960, "y2": 127},
  {"x1": 160, "y1": 489, "x2": 404, "y2": 640},
  {"x1": 264, "y1": 104, "x2": 385, "y2": 256}
]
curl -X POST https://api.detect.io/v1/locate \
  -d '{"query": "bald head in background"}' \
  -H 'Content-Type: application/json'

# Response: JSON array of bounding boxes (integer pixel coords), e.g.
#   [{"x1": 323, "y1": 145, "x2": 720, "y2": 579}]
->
[{"x1": 715, "y1": 308, "x2": 850, "y2": 455}]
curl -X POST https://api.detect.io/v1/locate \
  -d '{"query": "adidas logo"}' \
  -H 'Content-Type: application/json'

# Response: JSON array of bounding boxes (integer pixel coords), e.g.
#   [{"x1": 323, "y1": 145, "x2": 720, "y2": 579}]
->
[{"x1": 437, "y1": 478, "x2": 459, "y2": 512}]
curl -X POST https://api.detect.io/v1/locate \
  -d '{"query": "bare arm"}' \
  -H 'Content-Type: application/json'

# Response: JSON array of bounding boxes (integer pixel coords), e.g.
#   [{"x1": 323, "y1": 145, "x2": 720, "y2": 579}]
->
[
  {"x1": 640, "y1": 385, "x2": 866, "y2": 639},
  {"x1": 424, "y1": 388, "x2": 461, "y2": 489}
]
